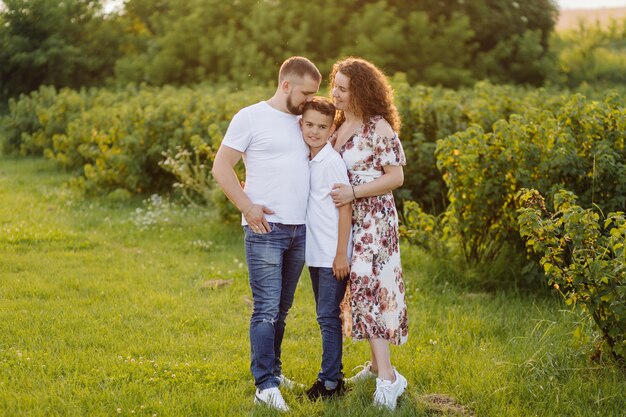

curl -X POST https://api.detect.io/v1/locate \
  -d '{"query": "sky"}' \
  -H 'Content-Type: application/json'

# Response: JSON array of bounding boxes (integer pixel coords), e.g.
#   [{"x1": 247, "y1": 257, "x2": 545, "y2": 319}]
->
[{"x1": 558, "y1": 0, "x2": 626, "y2": 9}]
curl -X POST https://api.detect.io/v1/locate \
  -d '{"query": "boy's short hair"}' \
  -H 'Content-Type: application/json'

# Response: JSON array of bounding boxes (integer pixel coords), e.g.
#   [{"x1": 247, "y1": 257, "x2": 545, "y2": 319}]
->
[
  {"x1": 279, "y1": 56, "x2": 321, "y2": 83},
  {"x1": 302, "y1": 97, "x2": 336, "y2": 121}
]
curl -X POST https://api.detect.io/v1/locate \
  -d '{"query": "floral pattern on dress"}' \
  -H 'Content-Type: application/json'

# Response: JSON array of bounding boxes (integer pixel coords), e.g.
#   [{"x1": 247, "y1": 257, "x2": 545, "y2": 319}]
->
[{"x1": 337, "y1": 115, "x2": 408, "y2": 346}]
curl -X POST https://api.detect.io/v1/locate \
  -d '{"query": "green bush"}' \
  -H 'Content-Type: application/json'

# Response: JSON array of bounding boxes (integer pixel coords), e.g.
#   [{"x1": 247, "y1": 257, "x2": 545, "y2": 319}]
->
[
  {"x1": 517, "y1": 189, "x2": 626, "y2": 362},
  {"x1": 553, "y1": 18, "x2": 626, "y2": 88},
  {"x1": 435, "y1": 92, "x2": 626, "y2": 264},
  {"x1": 5, "y1": 80, "x2": 543, "y2": 211},
  {"x1": 1, "y1": 86, "x2": 61, "y2": 155},
  {"x1": 3, "y1": 82, "x2": 624, "y2": 236},
  {"x1": 395, "y1": 79, "x2": 567, "y2": 213},
  {"x1": 1, "y1": 86, "x2": 140, "y2": 157},
  {"x1": 3, "y1": 84, "x2": 269, "y2": 195},
  {"x1": 158, "y1": 131, "x2": 244, "y2": 222},
  {"x1": 399, "y1": 200, "x2": 453, "y2": 257}
]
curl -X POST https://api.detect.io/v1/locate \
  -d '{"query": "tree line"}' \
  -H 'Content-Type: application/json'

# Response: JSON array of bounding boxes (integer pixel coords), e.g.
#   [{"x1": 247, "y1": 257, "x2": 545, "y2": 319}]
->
[{"x1": 1, "y1": 0, "x2": 560, "y2": 100}]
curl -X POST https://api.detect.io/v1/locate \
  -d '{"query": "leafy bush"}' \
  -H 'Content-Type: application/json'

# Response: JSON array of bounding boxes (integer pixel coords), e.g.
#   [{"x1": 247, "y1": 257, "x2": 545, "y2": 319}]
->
[
  {"x1": 159, "y1": 139, "x2": 215, "y2": 206},
  {"x1": 1, "y1": 84, "x2": 269, "y2": 195},
  {"x1": 158, "y1": 131, "x2": 243, "y2": 222},
  {"x1": 553, "y1": 18, "x2": 626, "y2": 88},
  {"x1": 399, "y1": 200, "x2": 453, "y2": 257},
  {"x1": 3, "y1": 82, "x2": 624, "y2": 238},
  {"x1": 517, "y1": 189, "x2": 626, "y2": 362},
  {"x1": 4, "y1": 80, "x2": 548, "y2": 212},
  {"x1": 436, "y1": 92, "x2": 626, "y2": 264},
  {"x1": 1, "y1": 86, "x2": 139, "y2": 157},
  {"x1": 1, "y1": 86, "x2": 62, "y2": 155},
  {"x1": 394, "y1": 79, "x2": 568, "y2": 213}
]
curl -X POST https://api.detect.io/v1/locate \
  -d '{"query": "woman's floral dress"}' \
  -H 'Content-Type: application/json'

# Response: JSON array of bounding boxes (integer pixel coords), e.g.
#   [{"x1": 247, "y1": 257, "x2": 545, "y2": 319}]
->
[{"x1": 337, "y1": 115, "x2": 408, "y2": 346}]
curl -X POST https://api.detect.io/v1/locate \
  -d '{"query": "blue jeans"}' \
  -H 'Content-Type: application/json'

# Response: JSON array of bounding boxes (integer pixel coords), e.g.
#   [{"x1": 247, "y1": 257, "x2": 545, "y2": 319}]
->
[
  {"x1": 244, "y1": 222, "x2": 306, "y2": 390},
  {"x1": 309, "y1": 266, "x2": 347, "y2": 384}
]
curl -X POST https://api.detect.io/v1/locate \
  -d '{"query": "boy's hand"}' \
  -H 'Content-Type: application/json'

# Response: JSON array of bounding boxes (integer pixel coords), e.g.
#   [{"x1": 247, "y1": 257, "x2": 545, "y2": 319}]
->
[{"x1": 333, "y1": 254, "x2": 350, "y2": 280}]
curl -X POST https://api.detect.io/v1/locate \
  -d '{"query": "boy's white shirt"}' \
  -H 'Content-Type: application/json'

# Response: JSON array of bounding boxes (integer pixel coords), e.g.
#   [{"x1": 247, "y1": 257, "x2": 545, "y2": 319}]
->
[
  {"x1": 221, "y1": 101, "x2": 310, "y2": 225},
  {"x1": 306, "y1": 142, "x2": 353, "y2": 267}
]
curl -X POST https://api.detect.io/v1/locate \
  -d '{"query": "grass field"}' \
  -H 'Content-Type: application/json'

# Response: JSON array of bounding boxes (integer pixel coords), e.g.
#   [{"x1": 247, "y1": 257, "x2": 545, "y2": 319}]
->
[{"x1": 1, "y1": 156, "x2": 624, "y2": 416}]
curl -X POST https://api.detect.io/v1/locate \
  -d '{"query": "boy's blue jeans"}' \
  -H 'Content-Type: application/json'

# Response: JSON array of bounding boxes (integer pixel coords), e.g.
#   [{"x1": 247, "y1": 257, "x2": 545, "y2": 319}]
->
[
  {"x1": 244, "y1": 223, "x2": 305, "y2": 390},
  {"x1": 309, "y1": 266, "x2": 348, "y2": 384}
]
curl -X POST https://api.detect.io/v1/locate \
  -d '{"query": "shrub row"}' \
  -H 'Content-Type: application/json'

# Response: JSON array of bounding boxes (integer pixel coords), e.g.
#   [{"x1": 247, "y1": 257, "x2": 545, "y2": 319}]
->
[
  {"x1": 1, "y1": 80, "x2": 576, "y2": 211},
  {"x1": 406, "y1": 91, "x2": 626, "y2": 364},
  {"x1": 2, "y1": 82, "x2": 623, "y2": 219},
  {"x1": 1, "y1": 84, "x2": 268, "y2": 195}
]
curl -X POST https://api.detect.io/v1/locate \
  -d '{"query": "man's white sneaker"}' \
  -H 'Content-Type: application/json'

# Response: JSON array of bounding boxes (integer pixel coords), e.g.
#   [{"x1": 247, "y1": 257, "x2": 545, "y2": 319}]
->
[
  {"x1": 373, "y1": 369, "x2": 408, "y2": 410},
  {"x1": 345, "y1": 361, "x2": 376, "y2": 384},
  {"x1": 254, "y1": 387, "x2": 290, "y2": 412},
  {"x1": 278, "y1": 374, "x2": 304, "y2": 390}
]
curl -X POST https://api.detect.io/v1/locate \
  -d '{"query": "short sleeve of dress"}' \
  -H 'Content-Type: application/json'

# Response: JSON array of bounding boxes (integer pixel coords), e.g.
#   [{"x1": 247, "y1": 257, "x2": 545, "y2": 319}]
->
[{"x1": 373, "y1": 125, "x2": 406, "y2": 168}]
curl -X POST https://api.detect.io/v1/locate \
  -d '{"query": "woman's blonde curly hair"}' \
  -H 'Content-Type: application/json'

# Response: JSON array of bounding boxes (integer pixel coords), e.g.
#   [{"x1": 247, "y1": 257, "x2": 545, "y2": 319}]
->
[{"x1": 329, "y1": 57, "x2": 401, "y2": 132}]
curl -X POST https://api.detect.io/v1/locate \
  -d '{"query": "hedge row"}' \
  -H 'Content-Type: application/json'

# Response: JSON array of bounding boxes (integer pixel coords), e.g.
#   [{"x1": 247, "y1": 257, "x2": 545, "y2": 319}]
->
[
  {"x1": 1, "y1": 80, "x2": 571, "y2": 210},
  {"x1": 0, "y1": 84, "x2": 268, "y2": 195}
]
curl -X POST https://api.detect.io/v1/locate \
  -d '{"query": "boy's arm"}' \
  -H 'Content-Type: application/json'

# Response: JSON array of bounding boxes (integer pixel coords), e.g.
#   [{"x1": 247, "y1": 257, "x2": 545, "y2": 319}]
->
[{"x1": 333, "y1": 202, "x2": 352, "y2": 280}]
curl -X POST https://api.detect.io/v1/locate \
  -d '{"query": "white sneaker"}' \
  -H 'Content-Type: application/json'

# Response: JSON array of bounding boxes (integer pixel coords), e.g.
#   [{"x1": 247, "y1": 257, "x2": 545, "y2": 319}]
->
[
  {"x1": 254, "y1": 387, "x2": 290, "y2": 412},
  {"x1": 278, "y1": 374, "x2": 304, "y2": 390},
  {"x1": 373, "y1": 369, "x2": 408, "y2": 410},
  {"x1": 345, "y1": 361, "x2": 376, "y2": 384}
]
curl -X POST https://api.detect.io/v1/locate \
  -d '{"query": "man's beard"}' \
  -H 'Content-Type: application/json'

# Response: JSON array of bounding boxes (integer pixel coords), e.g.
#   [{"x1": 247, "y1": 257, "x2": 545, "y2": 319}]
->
[{"x1": 286, "y1": 94, "x2": 304, "y2": 115}]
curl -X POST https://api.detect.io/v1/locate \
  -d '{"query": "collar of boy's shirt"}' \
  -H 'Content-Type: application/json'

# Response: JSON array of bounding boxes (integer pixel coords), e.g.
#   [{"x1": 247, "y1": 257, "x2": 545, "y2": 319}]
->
[{"x1": 309, "y1": 141, "x2": 334, "y2": 163}]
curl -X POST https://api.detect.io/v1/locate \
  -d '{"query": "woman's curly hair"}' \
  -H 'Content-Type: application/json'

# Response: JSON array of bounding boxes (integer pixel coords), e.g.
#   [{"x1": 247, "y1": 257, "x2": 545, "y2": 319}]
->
[{"x1": 329, "y1": 57, "x2": 401, "y2": 132}]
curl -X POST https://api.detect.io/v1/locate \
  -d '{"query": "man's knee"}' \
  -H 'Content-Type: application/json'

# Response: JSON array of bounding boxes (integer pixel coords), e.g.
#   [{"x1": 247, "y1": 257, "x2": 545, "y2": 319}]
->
[{"x1": 252, "y1": 304, "x2": 280, "y2": 325}]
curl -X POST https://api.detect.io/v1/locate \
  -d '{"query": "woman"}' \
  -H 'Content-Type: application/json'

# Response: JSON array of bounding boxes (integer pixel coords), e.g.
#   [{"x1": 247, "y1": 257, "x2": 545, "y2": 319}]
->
[{"x1": 329, "y1": 57, "x2": 408, "y2": 410}]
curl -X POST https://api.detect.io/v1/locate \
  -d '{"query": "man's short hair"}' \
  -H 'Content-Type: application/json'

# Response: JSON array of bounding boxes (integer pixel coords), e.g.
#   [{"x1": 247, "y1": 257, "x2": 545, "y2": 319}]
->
[
  {"x1": 279, "y1": 56, "x2": 321, "y2": 83},
  {"x1": 302, "y1": 97, "x2": 335, "y2": 120}
]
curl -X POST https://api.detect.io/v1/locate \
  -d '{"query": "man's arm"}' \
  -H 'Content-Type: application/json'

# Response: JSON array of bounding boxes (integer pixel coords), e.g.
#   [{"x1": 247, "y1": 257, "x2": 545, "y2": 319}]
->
[
  {"x1": 333, "y1": 202, "x2": 352, "y2": 279},
  {"x1": 211, "y1": 145, "x2": 273, "y2": 232}
]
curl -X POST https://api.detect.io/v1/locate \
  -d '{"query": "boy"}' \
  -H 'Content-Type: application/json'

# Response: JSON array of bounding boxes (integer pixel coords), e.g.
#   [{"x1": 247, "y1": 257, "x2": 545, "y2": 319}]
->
[{"x1": 301, "y1": 97, "x2": 352, "y2": 400}]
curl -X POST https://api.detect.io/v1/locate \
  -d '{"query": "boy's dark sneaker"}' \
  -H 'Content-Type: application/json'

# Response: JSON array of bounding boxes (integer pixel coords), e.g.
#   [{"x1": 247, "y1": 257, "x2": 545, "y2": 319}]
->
[{"x1": 306, "y1": 379, "x2": 345, "y2": 400}]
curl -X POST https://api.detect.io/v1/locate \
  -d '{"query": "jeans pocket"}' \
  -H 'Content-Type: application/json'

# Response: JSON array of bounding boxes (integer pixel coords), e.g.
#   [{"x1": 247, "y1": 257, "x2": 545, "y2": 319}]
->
[{"x1": 246, "y1": 222, "x2": 275, "y2": 236}]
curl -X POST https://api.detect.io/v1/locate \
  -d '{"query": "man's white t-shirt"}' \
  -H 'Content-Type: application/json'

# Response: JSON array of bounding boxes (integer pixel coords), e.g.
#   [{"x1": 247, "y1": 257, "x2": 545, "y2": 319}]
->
[
  {"x1": 306, "y1": 142, "x2": 353, "y2": 268},
  {"x1": 221, "y1": 101, "x2": 310, "y2": 225}
]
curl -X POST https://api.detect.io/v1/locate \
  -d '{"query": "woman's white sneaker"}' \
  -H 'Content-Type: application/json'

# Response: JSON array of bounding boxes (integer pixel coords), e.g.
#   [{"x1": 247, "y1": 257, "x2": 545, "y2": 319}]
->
[
  {"x1": 345, "y1": 361, "x2": 376, "y2": 384},
  {"x1": 278, "y1": 373, "x2": 304, "y2": 390},
  {"x1": 373, "y1": 369, "x2": 407, "y2": 410},
  {"x1": 254, "y1": 387, "x2": 290, "y2": 412}
]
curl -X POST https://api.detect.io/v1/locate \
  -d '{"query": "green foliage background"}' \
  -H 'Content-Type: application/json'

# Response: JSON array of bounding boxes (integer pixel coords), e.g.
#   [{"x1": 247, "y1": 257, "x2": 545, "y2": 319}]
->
[
  {"x1": 1, "y1": 0, "x2": 560, "y2": 100},
  {"x1": 3, "y1": 0, "x2": 626, "y2": 100}
]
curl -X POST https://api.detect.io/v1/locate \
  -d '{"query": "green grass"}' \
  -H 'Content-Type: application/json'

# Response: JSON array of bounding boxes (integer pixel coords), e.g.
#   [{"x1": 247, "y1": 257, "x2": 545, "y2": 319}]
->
[{"x1": 0, "y1": 156, "x2": 624, "y2": 416}]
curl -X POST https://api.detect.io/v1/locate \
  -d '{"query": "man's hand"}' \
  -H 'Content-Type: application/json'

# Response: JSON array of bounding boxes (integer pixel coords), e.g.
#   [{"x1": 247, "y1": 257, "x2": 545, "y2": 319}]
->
[{"x1": 244, "y1": 204, "x2": 274, "y2": 234}]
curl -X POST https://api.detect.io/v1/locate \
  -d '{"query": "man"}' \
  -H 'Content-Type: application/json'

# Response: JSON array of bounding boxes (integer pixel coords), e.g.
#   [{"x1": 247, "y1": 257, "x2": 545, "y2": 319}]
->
[{"x1": 211, "y1": 56, "x2": 321, "y2": 412}]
